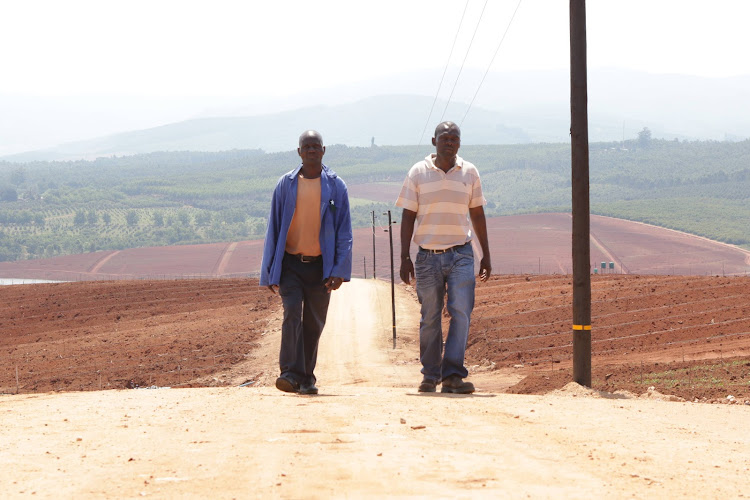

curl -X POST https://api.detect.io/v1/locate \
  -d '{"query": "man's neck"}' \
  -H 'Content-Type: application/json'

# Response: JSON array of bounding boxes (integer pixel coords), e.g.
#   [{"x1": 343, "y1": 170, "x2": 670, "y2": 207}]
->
[
  {"x1": 433, "y1": 154, "x2": 455, "y2": 173},
  {"x1": 300, "y1": 163, "x2": 322, "y2": 179}
]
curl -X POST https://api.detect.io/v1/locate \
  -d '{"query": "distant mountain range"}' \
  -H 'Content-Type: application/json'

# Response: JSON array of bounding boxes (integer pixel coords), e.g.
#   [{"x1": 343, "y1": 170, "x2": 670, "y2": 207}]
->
[{"x1": 3, "y1": 68, "x2": 749, "y2": 162}]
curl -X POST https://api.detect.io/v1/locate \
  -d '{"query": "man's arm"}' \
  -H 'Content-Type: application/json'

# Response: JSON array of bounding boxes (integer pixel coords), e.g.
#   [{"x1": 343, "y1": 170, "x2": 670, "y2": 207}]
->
[
  {"x1": 399, "y1": 209, "x2": 417, "y2": 284},
  {"x1": 327, "y1": 179, "x2": 353, "y2": 291},
  {"x1": 469, "y1": 205, "x2": 492, "y2": 282},
  {"x1": 261, "y1": 179, "x2": 284, "y2": 293}
]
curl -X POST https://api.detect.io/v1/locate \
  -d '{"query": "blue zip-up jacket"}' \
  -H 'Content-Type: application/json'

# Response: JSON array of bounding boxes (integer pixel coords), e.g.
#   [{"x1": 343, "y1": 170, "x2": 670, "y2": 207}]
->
[{"x1": 260, "y1": 163, "x2": 353, "y2": 286}]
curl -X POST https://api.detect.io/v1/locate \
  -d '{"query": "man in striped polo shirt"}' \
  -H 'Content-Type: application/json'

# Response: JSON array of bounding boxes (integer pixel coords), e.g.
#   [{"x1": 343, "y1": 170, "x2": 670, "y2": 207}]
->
[{"x1": 396, "y1": 121, "x2": 492, "y2": 394}]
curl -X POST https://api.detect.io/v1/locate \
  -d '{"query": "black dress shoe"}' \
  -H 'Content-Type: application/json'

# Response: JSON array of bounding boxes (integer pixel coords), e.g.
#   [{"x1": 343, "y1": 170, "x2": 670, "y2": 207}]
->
[
  {"x1": 275, "y1": 376, "x2": 299, "y2": 393},
  {"x1": 300, "y1": 383, "x2": 318, "y2": 395}
]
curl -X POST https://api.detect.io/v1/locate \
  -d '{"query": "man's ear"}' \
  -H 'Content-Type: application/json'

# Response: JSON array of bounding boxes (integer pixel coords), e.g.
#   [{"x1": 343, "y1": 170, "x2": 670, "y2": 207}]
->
[
  {"x1": 431, "y1": 137, "x2": 437, "y2": 146},
  {"x1": 297, "y1": 148, "x2": 302, "y2": 156}
]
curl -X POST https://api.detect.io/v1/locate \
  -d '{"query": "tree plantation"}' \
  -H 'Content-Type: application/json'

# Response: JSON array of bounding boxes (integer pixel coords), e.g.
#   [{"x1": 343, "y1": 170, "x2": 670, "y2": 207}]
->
[{"x1": 0, "y1": 138, "x2": 748, "y2": 262}]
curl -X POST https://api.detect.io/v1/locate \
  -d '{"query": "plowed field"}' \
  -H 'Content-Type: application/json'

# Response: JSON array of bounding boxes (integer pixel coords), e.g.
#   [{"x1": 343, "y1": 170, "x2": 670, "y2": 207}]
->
[
  {"x1": 2, "y1": 275, "x2": 749, "y2": 403},
  {"x1": 470, "y1": 274, "x2": 750, "y2": 402}
]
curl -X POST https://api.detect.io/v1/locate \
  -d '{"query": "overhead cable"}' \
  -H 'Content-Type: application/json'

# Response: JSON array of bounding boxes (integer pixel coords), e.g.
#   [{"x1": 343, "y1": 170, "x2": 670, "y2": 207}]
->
[
  {"x1": 460, "y1": 0, "x2": 523, "y2": 126},
  {"x1": 418, "y1": 0, "x2": 471, "y2": 145},
  {"x1": 438, "y1": 0, "x2": 490, "y2": 124}
]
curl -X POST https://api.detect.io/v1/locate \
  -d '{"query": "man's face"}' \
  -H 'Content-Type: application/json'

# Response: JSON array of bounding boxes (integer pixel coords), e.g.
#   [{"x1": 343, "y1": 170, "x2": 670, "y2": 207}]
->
[
  {"x1": 432, "y1": 127, "x2": 461, "y2": 157},
  {"x1": 298, "y1": 135, "x2": 325, "y2": 164}
]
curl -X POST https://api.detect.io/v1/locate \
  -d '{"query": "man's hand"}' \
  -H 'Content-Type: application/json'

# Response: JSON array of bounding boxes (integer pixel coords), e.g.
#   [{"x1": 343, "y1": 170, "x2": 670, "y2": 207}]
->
[
  {"x1": 267, "y1": 285, "x2": 278, "y2": 294},
  {"x1": 478, "y1": 258, "x2": 492, "y2": 282},
  {"x1": 400, "y1": 257, "x2": 414, "y2": 284},
  {"x1": 399, "y1": 209, "x2": 417, "y2": 284},
  {"x1": 324, "y1": 276, "x2": 343, "y2": 293}
]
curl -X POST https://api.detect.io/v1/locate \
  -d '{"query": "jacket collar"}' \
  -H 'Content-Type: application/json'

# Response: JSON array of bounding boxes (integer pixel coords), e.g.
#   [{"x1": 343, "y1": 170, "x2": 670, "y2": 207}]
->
[{"x1": 288, "y1": 163, "x2": 335, "y2": 180}]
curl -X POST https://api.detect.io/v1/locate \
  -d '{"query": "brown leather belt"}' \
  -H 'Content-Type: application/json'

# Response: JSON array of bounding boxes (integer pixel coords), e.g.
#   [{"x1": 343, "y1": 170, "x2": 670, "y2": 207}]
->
[
  {"x1": 286, "y1": 252, "x2": 322, "y2": 263},
  {"x1": 419, "y1": 242, "x2": 470, "y2": 254}
]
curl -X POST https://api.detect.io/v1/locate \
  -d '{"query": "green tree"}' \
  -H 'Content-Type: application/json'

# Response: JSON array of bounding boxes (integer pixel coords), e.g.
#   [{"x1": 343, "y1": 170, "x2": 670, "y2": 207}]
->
[
  {"x1": 177, "y1": 211, "x2": 191, "y2": 226},
  {"x1": 195, "y1": 212, "x2": 212, "y2": 225},
  {"x1": 0, "y1": 185, "x2": 17, "y2": 201},
  {"x1": 9, "y1": 167, "x2": 26, "y2": 186},
  {"x1": 74, "y1": 210, "x2": 86, "y2": 226},
  {"x1": 638, "y1": 127, "x2": 652, "y2": 148},
  {"x1": 87, "y1": 210, "x2": 98, "y2": 225},
  {"x1": 125, "y1": 210, "x2": 139, "y2": 226}
]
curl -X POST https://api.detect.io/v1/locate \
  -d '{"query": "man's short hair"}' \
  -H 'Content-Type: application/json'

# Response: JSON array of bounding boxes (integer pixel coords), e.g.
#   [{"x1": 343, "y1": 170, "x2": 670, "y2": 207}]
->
[{"x1": 434, "y1": 121, "x2": 461, "y2": 139}]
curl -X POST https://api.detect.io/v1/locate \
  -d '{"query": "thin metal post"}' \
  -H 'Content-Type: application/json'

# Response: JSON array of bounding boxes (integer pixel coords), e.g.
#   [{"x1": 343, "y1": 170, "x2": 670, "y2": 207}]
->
[
  {"x1": 384, "y1": 210, "x2": 397, "y2": 348},
  {"x1": 570, "y1": 0, "x2": 591, "y2": 387},
  {"x1": 371, "y1": 211, "x2": 376, "y2": 279}
]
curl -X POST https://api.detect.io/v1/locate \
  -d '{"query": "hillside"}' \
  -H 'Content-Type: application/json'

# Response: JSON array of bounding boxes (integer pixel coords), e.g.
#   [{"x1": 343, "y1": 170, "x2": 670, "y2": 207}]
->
[
  {"x1": 3, "y1": 69, "x2": 750, "y2": 161},
  {"x1": 0, "y1": 96, "x2": 530, "y2": 162},
  {"x1": 1, "y1": 140, "x2": 749, "y2": 265}
]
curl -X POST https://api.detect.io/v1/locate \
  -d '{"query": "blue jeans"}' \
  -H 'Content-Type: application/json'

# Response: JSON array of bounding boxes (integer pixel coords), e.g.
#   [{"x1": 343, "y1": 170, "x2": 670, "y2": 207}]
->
[
  {"x1": 278, "y1": 253, "x2": 331, "y2": 386},
  {"x1": 414, "y1": 242, "x2": 475, "y2": 382}
]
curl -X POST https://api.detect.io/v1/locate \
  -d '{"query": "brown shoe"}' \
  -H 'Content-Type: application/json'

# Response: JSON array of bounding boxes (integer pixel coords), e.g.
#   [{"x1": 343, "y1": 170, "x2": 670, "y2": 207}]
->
[
  {"x1": 441, "y1": 375, "x2": 475, "y2": 394},
  {"x1": 418, "y1": 378, "x2": 437, "y2": 392}
]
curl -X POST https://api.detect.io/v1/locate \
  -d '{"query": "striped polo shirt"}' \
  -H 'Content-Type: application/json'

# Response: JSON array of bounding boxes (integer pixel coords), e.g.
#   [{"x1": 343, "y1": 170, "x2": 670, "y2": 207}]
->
[{"x1": 395, "y1": 154, "x2": 486, "y2": 250}]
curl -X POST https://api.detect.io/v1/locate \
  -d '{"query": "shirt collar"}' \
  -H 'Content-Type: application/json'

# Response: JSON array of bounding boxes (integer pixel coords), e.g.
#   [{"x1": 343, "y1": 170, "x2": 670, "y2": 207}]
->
[{"x1": 425, "y1": 154, "x2": 463, "y2": 172}]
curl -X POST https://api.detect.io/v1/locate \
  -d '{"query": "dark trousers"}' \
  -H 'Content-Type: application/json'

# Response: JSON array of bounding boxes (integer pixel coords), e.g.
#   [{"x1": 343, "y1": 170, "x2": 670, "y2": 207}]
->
[{"x1": 278, "y1": 253, "x2": 331, "y2": 386}]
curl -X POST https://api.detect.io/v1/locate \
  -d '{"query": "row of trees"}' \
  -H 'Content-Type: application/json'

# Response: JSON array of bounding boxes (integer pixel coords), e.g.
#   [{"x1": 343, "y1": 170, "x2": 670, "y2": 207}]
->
[{"x1": 0, "y1": 139, "x2": 748, "y2": 262}]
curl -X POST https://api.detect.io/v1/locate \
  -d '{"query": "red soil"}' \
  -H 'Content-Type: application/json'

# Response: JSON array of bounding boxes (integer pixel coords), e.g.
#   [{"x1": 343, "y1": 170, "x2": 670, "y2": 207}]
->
[
  {"x1": 1, "y1": 275, "x2": 749, "y2": 404},
  {"x1": 1, "y1": 214, "x2": 749, "y2": 403},
  {"x1": 1, "y1": 214, "x2": 747, "y2": 281},
  {"x1": 470, "y1": 274, "x2": 750, "y2": 402}
]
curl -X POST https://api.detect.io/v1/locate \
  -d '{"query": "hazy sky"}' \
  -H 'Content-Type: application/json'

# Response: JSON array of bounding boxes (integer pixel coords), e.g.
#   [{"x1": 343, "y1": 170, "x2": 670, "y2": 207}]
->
[
  {"x1": 1, "y1": 0, "x2": 749, "y2": 155},
  {"x1": 2, "y1": 0, "x2": 749, "y2": 98}
]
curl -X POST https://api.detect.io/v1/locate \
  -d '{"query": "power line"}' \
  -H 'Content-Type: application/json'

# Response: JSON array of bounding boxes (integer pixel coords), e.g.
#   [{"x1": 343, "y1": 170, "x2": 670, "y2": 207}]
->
[
  {"x1": 418, "y1": 0, "x2": 471, "y2": 145},
  {"x1": 460, "y1": 0, "x2": 523, "y2": 126},
  {"x1": 438, "y1": 0, "x2": 490, "y2": 124}
]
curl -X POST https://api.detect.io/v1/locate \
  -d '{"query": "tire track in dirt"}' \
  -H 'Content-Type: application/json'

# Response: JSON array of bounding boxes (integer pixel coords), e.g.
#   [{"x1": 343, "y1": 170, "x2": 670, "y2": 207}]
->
[
  {"x1": 314, "y1": 279, "x2": 419, "y2": 388},
  {"x1": 87, "y1": 250, "x2": 120, "y2": 274},
  {"x1": 212, "y1": 242, "x2": 238, "y2": 275},
  {"x1": 589, "y1": 231, "x2": 629, "y2": 274}
]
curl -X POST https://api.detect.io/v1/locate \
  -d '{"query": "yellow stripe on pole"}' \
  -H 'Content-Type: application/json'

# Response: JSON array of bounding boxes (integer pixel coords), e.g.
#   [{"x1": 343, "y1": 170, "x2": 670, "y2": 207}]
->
[{"x1": 572, "y1": 325, "x2": 592, "y2": 330}]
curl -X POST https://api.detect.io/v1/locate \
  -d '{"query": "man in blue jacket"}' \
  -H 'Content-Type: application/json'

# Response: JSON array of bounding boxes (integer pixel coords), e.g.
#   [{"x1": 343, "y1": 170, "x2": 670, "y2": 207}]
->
[{"x1": 260, "y1": 130, "x2": 353, "y2": 395}]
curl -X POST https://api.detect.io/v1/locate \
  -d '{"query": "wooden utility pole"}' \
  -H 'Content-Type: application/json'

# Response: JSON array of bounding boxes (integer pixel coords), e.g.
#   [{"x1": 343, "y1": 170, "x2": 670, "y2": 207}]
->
[{"x1": 570, "y1": 0, "x2": 592, "y2": 386}]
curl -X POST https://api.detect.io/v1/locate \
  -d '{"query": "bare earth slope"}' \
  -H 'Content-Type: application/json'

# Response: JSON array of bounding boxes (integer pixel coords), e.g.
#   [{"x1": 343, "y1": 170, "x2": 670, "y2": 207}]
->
[
  {"x1": 1, "y1": 214, "x2": 748, "y2": 282},
  {"x1": 3, "y1": 279, "x2": 750, "y2": 499}
]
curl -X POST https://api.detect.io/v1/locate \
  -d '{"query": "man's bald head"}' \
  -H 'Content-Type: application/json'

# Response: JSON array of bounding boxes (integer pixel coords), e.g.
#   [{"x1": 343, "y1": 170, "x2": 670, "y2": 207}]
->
[{"x1": 299, "y1": 130, "x2": 324, "y2": 148}]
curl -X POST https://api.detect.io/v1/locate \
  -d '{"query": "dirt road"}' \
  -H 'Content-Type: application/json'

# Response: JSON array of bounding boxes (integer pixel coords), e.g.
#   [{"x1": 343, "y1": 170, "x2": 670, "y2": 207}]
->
[{"x1": 2, "y1": 279, "x2": 750, "y2": 499}]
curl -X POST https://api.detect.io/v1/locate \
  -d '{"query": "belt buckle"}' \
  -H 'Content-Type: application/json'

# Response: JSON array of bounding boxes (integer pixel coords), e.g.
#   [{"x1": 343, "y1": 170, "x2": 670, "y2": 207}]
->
[
  {"x1": 299, "y1": 255, "x2": 317, "y2": 263},
  {"x1": 433, "y1": 248, "x2": 448, "y2": 254}
]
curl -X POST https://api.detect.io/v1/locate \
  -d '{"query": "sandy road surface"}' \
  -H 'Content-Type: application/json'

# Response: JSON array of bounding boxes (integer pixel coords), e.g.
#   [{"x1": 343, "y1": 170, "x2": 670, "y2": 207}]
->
[{"x1": 2, "y1": 279, "x2": 750, "y2": 499}]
